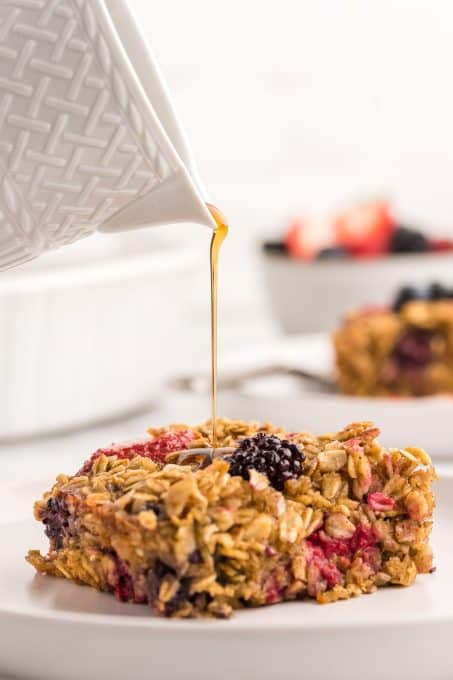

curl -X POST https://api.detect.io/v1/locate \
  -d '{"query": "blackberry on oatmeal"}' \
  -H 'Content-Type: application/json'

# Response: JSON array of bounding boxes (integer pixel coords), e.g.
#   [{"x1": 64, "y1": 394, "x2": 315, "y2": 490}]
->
[
  {"x1": 226, "y1": 432, "x2": 305, "y2": 490},
  {"x1": 27, "y1": 418, "x2": 436, "y2": 618}
]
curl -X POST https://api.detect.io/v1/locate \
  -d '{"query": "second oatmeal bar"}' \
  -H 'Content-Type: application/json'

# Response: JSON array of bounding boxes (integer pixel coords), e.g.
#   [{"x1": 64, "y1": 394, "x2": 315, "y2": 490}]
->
[
  {"x1": 27, "y1": 419, "x2": 436, "y2": 618},
  {"x1": 334, "y1": 298, "x2": 453, "y2": 396}
]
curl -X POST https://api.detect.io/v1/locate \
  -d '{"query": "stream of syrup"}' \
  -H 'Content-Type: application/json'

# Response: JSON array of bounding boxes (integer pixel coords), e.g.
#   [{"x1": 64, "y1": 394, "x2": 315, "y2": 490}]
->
[{"x1": 207, "y1": 203, "x2": 228, "y2": 447}]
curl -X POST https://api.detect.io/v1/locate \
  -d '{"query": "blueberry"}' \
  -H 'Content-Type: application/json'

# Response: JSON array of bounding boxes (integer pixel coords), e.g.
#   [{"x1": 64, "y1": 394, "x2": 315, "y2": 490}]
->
[
  {"x1": 426, "y1": 282, "x2": 453, "y2": 300},
  {"x1": 188, "y1": 549, "x2": 202, "y2": 564},
  {"x1": 144, "y1": 501, "x2": 166, "y2": 519},
  {"x1": 146, "y1": 560, "x2": 192, "y2": 616},
  {"x1": 316, "y1": 247, "x2": 349, "y2": 260},
  {"x1": 392, "y1": 282, "x2": 453, "y2": 312},
  {"x1": 427, "y1": 282, "x2": 448, "y2": 300},
  {"x1": 392, "y1": 286, "x2": 422, "y2": 312},
  {"x1": 262, "y1": 241, "x2": 287, "y2": 254}
]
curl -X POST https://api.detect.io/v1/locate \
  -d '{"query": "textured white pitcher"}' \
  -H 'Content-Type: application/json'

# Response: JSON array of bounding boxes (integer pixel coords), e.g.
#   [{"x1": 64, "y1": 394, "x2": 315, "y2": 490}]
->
[{"x1": 0, "y1": 0, "x2": 217, "y2": 271}]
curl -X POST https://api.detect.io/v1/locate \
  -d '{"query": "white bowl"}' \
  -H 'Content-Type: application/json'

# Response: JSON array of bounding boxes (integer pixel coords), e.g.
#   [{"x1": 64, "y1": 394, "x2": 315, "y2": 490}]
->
[
  {"x1": 260, "y1": 250, "x2": 453, "y2": 333},
  {"x1": 0, "y1": 232, "x2": 201, "y2": 440}
]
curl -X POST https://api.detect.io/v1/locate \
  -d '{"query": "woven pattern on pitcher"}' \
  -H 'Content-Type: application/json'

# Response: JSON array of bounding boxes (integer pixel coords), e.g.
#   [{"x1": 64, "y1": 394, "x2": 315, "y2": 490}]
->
[{"x1": 0, "y1": 0, "x2": 172, "y2": 252}]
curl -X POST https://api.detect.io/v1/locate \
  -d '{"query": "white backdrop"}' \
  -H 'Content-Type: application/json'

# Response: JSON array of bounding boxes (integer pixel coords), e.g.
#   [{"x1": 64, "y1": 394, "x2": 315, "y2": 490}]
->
[{"x1": 128, "y1": 0, "x2": 453, "y2": 331}]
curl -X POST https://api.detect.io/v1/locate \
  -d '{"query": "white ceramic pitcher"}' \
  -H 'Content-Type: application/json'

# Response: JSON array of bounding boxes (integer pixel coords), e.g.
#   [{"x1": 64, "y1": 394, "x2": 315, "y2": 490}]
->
[{"x1": 0, "y1": 0, "x2": 217, "y2": 271}]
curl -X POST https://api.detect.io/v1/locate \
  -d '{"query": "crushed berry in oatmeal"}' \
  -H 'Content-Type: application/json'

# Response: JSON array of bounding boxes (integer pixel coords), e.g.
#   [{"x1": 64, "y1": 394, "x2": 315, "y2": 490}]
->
[{"x1": 79, "y1": 430, "x2": 196, "y2": 474}]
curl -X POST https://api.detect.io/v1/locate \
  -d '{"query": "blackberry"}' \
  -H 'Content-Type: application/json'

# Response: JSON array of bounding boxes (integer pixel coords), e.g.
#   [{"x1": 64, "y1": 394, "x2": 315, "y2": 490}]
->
[
  {"x1": 227, "y1": 433, "x2": 305, "y2": 491},
  {"x1": 316, "y1": 246, "x2": 348, "y2": 260},
  {"x1": 147, "y1": 560, "x2": 192, "y2": 616},
  {"x1": 393, "y1": 282, "x2": 453, "y2": 312},
  {"x1": 392, "y1": 285, "x2": 422, "y2": 312},
  {"x1": 144, "y1": 501, "x2": 166, "y2": 519},
  {"x1": 42, "y1": 496, "x2": 71, "y2": 550},
  {"x1": 262, "y1": 240, "x2": 287, "y2": 255},
  {"x1": 389, "y1": 226, "x2": 429, "y2": 254},
  {"x1": 427, "y1": 282, "x2": 453, "y2": 300}
]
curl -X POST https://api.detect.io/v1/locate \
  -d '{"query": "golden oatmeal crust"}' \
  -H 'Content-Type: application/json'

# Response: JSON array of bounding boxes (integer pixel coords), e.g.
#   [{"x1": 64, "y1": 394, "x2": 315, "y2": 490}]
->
[
  {"x1": 27, "y1": 419, "x2": 436, "y2": 618},
  {"x1": 148, "y1": 418, "x2": 288, "y2": 449}
]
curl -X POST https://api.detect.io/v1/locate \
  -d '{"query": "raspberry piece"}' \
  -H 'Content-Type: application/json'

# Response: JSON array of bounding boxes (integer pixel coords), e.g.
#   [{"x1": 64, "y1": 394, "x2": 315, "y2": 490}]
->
[
  {"x1": 308, "y1": 522, "x2": 378, "y2": 559},
  {"x1": 367, "y1": 492, "x2": 396, "y2": 512},
  {"x1": 112, "y1": 554, "x2": 145, "y2": 604},
  {"x1": 430, "y1": 238, "x2": 453, "y2": 252},
  {"x1": 78, "y1": 430, "x2": 195, "y2": 474},
  {"x1": 392, "y1": 329, "x2": 434, "y2": 371},
  {"x1": 264, "y1": 574, "x2": 282, "y2": 604},
  {"x1": 306, "y1": 544, "x2": 342, "y2": 590},
  {"x1": 307, "y1": 530, "x2": 351, "y2": 558},
  {"x1": 349, "y1": 524, "x2": 379, "y2": 553},
  {"x1": 227, "y1": 433, "x2": 305, "y2": 491},
  {"x1": 144, "y1": 430, "x2": 196, "y2": 457}
]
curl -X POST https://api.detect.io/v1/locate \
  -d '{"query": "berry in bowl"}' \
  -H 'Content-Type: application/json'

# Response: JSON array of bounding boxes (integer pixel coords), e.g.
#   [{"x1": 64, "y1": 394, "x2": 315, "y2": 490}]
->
[{"x1": 260, "y1": 199, "x2": 453, "y2": 333}]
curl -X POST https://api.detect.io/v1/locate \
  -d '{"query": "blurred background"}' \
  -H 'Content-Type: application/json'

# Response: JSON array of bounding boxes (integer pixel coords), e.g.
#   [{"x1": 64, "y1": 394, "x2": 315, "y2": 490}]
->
[
  {"x1": 136, "y1": 0, "x2": 453, "y2": 333},
  {"x1": 3, "y1": 0, "x2": 453, "y2": 441}
]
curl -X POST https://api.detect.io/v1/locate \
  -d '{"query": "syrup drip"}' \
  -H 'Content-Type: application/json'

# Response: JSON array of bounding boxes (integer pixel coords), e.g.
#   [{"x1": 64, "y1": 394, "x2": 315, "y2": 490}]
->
[{"x1": 207, "y1": 203, "x2": 228, "y2": 448}]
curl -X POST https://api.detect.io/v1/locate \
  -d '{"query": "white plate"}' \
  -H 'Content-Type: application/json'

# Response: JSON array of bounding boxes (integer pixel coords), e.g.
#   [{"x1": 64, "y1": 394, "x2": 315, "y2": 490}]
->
[
  {"x1": 0, "y1": 476, "x2": 452, "y2": 680},
  {"x1": 218, "y1": 333, "x2": 453, "y2": 459}
]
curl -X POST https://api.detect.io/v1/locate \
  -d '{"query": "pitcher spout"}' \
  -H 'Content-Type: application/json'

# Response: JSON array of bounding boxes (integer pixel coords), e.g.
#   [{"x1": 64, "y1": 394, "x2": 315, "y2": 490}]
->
[{"x1": 98, "y1": 171, "x2": 217, "y2": 233}]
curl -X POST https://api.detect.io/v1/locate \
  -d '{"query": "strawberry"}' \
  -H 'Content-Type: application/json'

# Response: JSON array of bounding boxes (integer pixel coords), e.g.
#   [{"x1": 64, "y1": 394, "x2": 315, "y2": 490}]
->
[
  {"x1": 335, "y1": 200, "x2": 395, "y2": 257},
  {"x1": 285, "y1": 215, "x2": 335, "y2": 260}
]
